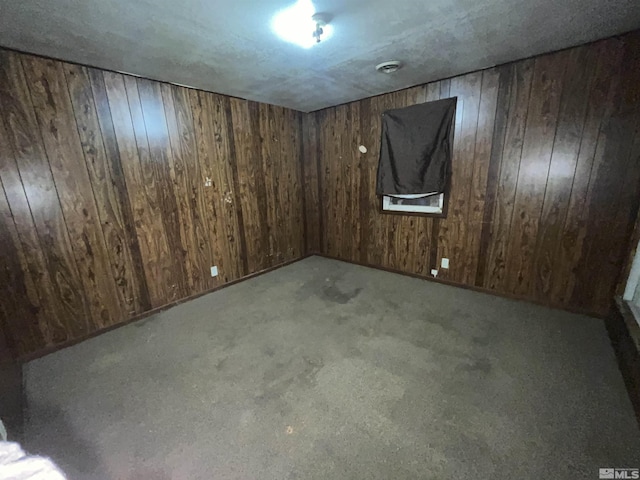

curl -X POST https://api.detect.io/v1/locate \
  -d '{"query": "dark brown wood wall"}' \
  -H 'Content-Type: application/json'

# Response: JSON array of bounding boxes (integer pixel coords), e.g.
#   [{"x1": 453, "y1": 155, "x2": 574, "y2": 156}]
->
[
  {"x1": 0, "y1": 49, "x2": 306, "y2": 359},
  {"x1": 309, "y1": 32, "x2": 640, "y2": 317},
  {"x1": 2, "y1": 33, "x2": 639, "y2": 359}
]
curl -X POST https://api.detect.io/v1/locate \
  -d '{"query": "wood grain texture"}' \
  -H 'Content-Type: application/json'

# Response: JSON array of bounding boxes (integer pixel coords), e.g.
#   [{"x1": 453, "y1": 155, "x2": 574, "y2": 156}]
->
[
  {"x1": 503, "y1": 51, "x2": 567, "y2": 296},
  {"x1": 462, "y1": 69, "x2": 500, "y2": 286},
  {"x1": 137, "y1": 78, "x2": 191, "y2": 300},
  {"x1": 0, "y1": 110, "x2": 49, "y2": 354},
  {"x1": 301, "y1": 112, "x2": 321, "y2": 254},
  {"x1": 0, "y1": 172, "x2": 43, "y2": 355},
  {"x1": 103, "y1": 71, "x2": 167, "y2": 307},
  {"x1": 311, "y1": 32, "x2": 640, "y2": 317},
  {"x1": 0, "y1": 49, "x2": 306, "y2": 358},
  {"x1": 162, "y1": 83, "x2": 211, "y2": 292},
  {"x1": 475, "y1": 64, "x2": 512, "y2": 287},
  {"x1": 22, "y1": 56, "x2": 123, "y2": 330},
  {"x1": 575, "y1": 36, "x2": 640, "y2": 313},
  {"x1": 439, "y1": 71, "x2": 483, "y2": 283},
  {"x1": 532, "y1": 46, "x2": 594, "y2": 300},
  {"x1": 0, "y1": 50, "x2": 89, "y2": 345},
  {"x1": 64, "y1": 64, "x2": 151, "y2": 317},
  {"x1": 124, "y1": 75, "x2": 182, "y2": 303}
]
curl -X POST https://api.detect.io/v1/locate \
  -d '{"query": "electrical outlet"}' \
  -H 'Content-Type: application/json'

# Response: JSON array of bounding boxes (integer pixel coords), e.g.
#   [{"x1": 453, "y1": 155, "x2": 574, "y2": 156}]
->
[
  {"x1": 441, "y1": 258, "x2": 450, "y2": 269},
  {"x1": 431, "y1": 269, "x2": 438, "y2": 277},
  {"x1": 210, "y1": 266, "x2": 218, "y2": 277}
]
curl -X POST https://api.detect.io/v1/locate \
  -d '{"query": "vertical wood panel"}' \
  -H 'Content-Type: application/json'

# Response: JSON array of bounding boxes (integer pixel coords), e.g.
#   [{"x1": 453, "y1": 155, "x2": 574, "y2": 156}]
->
[
  {"x1": 258, "y1": 103, "x2": 280, "y2": 267},
  {"x1": 337, "y1": 104, "x2": 351, "y2": 260},
  {"x1": 554, "y1": 39, "x2": 626, "y2": 309},
  {"x1": 437, "y1": 72, "x2": 482, "y2": 282},
  {"x1": 189, "y1": 89, "x2": 227, "y2": 285},
  {"x1": 249, "y1": 100, "x2": 272, "y2": 269},
  {"x1": 127, "y1": 76, "x2": 186, "y2": 302},
  {"x1": 484, "y1": 60, "x2": 534, "y2": 292},
  {"x1": 0, "y1": 137, "x2": 46, "y2": 354},
  {"x1": 168, "y1": 84, "x2": 216, "y2": 289},
  {"x1": 22, "y1": 56, "x2": 123, "y2": 329},
  {"x1": 229, "y1": 98, "x2": 264, "y2": 272},
  {"x1": 290, "y1": 110, "x2": 306, "y2": 259},
  {"x1": 368, "y1": 94, "x2": 394, "y2": 268},
  {"x1": 431, "y1": 80, "x2": 451, "y2": 274},
  {"x1": 103, "y1": 72, "x2": 166, "y2": 307},
  {"x1": 88, "y1": 69, "x2": 152, "y2": 315},
  {"x1": 159, "y1": 82, "x2": 204, "y2": 294},
  {"x1": 475, "y1": 65, "x2": 512, "y2": 287},
  {"x1": 503, "y1": 52, "x2": 568, "y2": 296},
  {"x1": 382, "y1": 91, "x2": 407, "y2": 271},
  {"x1": 335, "y1": 105, "x2": 348, "y2": 260},
  {"x1": 225, "y1": 97, "x2": 250, "y2": 274},
  {"x1": 203, "y1": 92, "x2": 243, "y2": 280},
  {"x1": 532, "y1": 46, "x2": 595, "y2": 299},
  {"x1": 395, "y1": 87, "x2": 424, "y2": 274},
  {"x1": 270, "y1": 105, "x2": 287, "y2": 262},
  {"x1": 323, "y1": 107, "x2": 339, "y2": 258},
  {"x1": 301, "y1": 112, "x2": 321, "y2": 254},
  {"x1": 462, "y1": 69, "x2": 500, "y2": 285},
  {"x1": 277, "y1": 107, "x2": 304, "y2": 262},
  {"x1": 0, "y1": 51, "x2": 90, "y2": 344},
  {"x1": 138, "y1": 79, "x2": 202, "y2": 295},
  {"x1": 573, "y1": 37, "x2": 640, "y2": 313},
  {"x1": 358, "y1": 99, "x2": 372, "y2": 264},
  {"x1": 64, "y1": 64, "x2": 151, "y2": 316}
]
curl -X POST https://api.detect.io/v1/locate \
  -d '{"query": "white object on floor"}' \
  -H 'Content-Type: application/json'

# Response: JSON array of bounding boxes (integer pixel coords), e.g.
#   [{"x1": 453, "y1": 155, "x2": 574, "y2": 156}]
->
[{"x1": 0, "y1": 442, "x2": 66, "y2": 479}]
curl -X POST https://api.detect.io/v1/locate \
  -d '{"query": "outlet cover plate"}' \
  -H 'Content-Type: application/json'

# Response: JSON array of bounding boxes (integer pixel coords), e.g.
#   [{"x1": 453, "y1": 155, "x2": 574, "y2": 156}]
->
[{"x1": 211, "y1": 266, "x2": 218, "y2": 277}]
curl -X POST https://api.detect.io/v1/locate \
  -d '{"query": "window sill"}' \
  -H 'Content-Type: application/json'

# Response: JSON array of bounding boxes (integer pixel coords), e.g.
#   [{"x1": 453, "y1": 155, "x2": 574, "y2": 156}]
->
[{"x1": 379, "y1": 210, "x2": 448, "y2": 219}]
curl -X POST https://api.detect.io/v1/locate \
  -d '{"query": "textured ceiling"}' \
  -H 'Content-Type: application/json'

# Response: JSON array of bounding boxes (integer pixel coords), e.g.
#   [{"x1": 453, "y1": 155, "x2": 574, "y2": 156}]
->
[{"x1": 1, "y1": 0, "x2": 639, "y2": 112}]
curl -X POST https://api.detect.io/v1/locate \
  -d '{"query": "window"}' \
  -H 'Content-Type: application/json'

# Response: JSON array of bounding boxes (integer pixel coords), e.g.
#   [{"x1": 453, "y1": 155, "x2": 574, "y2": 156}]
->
[
  {"x1": 382, "y1": 192, "x2": 445, "y2": 215},
  {"x1": 376, "y1": 98, "x2": 456, "y2": 217}
]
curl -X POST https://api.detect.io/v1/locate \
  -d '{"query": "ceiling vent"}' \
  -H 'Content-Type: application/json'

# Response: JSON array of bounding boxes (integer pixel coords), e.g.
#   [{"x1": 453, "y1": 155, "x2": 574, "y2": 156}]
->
[{"x1": 376, "y1": 61, "x2": 402, "y2": 74}]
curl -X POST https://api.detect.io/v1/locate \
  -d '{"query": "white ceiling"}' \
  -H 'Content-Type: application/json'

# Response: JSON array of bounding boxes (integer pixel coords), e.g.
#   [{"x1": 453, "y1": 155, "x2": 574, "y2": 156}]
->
[{"x1": 1, "y1": 0, "x2": 639, "y2": 112}]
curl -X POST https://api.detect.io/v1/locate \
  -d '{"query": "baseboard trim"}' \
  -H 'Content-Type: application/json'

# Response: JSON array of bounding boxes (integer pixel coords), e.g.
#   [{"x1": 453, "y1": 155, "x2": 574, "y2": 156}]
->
[
  {"x1": 312, "y1": 253, "x2": 606, "y2": 319},
  {"x1": 19, "y1": 254, "x2": 312, "y2": 364},
  {"x1": 607, "y1": 298, "x2": 640, "y2": 426}
]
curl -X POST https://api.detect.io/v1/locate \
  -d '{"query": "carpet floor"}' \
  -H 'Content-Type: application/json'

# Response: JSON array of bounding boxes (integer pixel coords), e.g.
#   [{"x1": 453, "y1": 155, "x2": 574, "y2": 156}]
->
[{"x1": 21, "y1": 256, "x2": 640, "y2": 479}]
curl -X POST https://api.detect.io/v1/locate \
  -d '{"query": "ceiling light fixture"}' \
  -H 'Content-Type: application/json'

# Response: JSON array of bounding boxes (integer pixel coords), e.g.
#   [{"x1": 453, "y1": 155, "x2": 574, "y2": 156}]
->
[
  {"x1": 272, "y1": 0, "x2": 333, "y2": 49},
  {"x1": 311, "y1": 13, "x2": 331, "y2": 44}
]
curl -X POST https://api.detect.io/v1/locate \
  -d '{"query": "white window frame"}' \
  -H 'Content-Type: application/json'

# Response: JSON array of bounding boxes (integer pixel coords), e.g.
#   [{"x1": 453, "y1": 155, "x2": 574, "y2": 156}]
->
[{"x1": 382, "y1": 192, "x2": 444, "y2": 214}]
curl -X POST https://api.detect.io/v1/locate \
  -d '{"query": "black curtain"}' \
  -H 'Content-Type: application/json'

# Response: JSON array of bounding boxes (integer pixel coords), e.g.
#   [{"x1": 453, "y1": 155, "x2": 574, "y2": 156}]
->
[{"x1": 376, "y1": 97, "x2": 456, "y2": 195}]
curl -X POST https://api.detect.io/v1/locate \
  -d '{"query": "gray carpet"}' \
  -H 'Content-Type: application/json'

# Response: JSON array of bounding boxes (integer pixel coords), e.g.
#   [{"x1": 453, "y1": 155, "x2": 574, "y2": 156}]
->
[{"x1": 21, "y1": 256, "x2": 640, "y2": 479}]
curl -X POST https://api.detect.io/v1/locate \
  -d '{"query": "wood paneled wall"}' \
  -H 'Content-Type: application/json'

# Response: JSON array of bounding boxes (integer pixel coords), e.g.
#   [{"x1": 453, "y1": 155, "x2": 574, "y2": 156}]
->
[
  {"x1": 2, "y1": 32, "x2": 640, "y2": 359},
  {"x1": 309, "y1": 32, "x2": 640, "y2": 317},
  {"x1": 0, "y1": 49, "x2": 305, "y2": 358}
]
